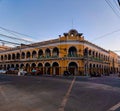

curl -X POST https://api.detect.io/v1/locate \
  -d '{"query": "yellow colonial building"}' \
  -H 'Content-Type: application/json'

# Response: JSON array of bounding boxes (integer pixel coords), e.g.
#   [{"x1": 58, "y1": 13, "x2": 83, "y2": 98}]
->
[{"x1": 0, "y1": 29, "x2": 119, "y2": 76}]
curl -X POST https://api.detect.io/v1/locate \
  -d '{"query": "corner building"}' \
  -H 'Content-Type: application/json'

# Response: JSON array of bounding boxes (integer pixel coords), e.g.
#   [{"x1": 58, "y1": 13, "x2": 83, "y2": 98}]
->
[{"x1": 0, "y1": 29, "x2": 119, "y2": 76}]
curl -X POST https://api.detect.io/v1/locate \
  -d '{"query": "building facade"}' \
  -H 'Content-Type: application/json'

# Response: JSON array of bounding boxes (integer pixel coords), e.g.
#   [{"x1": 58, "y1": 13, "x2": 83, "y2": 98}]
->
[{"x1": 0, "y1": 29, "x2": 119, "y2": 76}]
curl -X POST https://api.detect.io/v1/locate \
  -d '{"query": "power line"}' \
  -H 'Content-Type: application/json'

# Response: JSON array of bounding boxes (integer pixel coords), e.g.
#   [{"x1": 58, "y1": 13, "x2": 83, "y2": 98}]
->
[
  {"x1": 92, "y1": 28, "x2": 120, "y2": 41},
  {"x1": 0, "y1": 33, "x2": 32, "y2": 43},
  {"x1": 0, "y1": 39, "x2": 21, "y2": 45},
  {"x1": 105, "y1": 0, "x2": 120, "y2": 19},
  {"x1": 0, "y1": 26, "x2": 33, "y2": 43},
  {"x1": 113, "y1": 0, "x2": 120, "y2": 11}
]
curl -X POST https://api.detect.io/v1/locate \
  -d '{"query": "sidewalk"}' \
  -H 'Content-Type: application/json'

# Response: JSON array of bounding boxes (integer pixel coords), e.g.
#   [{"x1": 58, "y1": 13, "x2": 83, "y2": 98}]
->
[{"x1": 107, "y1": 73, "x2": 120, "y2": 79}]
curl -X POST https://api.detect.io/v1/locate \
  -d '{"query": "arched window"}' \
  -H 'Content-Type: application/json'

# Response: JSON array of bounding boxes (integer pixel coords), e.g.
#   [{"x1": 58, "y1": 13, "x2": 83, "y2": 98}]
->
[
  {"x1": 12, "y1": 54, "x2": 15, "y2": 60},
  {"x1": 7, "y1": 64, "x2": 10, "y2": 70},
  {"x1": 38, "y1": 63, "x2": 43, "y2": 68},
  {"x1": 68, "y1": 46, "x2": 77, "y2": 57},
  {"x1": 96, "y1": 52, "x2": 98, "y2": 58},
  {"x1": 84, "y1": 48, "x2": 88, "y2": 57},
  {"x1": 93, "y1": 64, "x2": 95, "y2": 68},
  {"x1": 31, "y1": 63, "x2": 36, "y2": 68},
  {"x1": 4, "y1": 65, "x2": 6, "y2": 70},
  {"x1": 45, "y1": 62, "x2": 50, "y2": 67},
  {"x1": 45, "y1": 48, "x2": 51, "y2": 58},
  {"x1": 98, "y1": 53, "x2": 101, "y2": 59},
  {"x1": 21, "y1": 52, "x2": 25, "y2": 59},
  {"x1": 38, "y1": 49, "x2": 43, "y2": 58},
  {"x1": 52, "y1": 62, "x2": 59, "y2": 75},
  {"x1": 92, "y1": 51, "x2": 95, "y2": 58},
  {"x1": 38, "y1": 63, "x2": 43, "y2": 74},
  {"x1": 26, "y1": 63, "x2": 30, "y2": 72},
  {"x1": 11, "y1": 64, "x2": 14, "y2": 68},
  {"x1": 32, "y1": 50, "x2": 37, "y2": 58},
  {"x1": 4, "y1": 55, "x2": 7, "y2": 60},
  {"x1": 1, "y1": 55, "x2": 3, "y2": 60},
  {"x1": 20, "y1": 64, "x2": 24, "y2": 68},
  {"x1": 68, "y1": 62, "x2": 78, "y2": 75},
  {"x1": 52, "y1": 47, "x2": 59, "y2": 57},
  {"x1": 16, "y1": 53, "x2": 20, "y2": 59},
  {"x1": 89, "y1": 50, "x2": 92, "y2": 56},
  {"x1": 45, "y1": 62, "x2": 51, "y2": 74},
  {"x1": 16, "y1": 64, "x2": 19, "y2": 70},
  {"x1": 104, "y1": 55, "x2": 105, "y2": 61},
  {"x1": 8, "y1": 54, "x2": 11, "y2": 60},
  {"x1": 26, "y1": 51, "x2": 31, "y2": 59}
]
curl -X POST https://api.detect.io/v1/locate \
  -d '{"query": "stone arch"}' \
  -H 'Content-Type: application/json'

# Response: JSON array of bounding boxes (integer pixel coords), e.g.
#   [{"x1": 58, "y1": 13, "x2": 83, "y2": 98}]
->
[
  {"x1": 96, "y1": 52, "x2": 98, "y2": 58},
  {"x1": 7, "y1": 64, "x2": 10, "y2": 70},
  {"x1": 38, "y1": 63, "x2": 43, "y2": 67},
  {"x1": 26, "y1": 63, "x2": 30, "y2": 72},
  {"x1": 68, "y1": 46, "x2": 77, "y2": 57},
  {"x1": 16, "y1": 53, "x2": 20, "y2": 59},
  {"x1": 38, "y1": 49, "x2": 43, "y2": 58},
  {"x1": 11, "y1": 64, "x2": 14, "y2": 68},
  {"x1": 68, "y1": 62, "x2": 78, "y2": 75},
  {"x1": 84, "y1": 47, "x2": 88, "y2": 56},
  {"x1": 45, "y1": 48, "x2": 51, "y2": 58},
  {"x1": 12, "y1": 53, "x2": 15, "y2": 60},
  {"x1": 31, "y1": 63, "x2": 36, "y2": 68},
  {"x1": 52, "y1": 62, "x2": 59, "y2": 75},
  {"x1": 52, "y1": 47, "x2": 59, "y2": 57},
  {"x1": 98, "y1": 53, "x2": 101, "y2": 59},
  {"x1": 4, "y1": 64, "x2": 6, "y2": 70},
  {"x1": 89, "y1": 49, "x2": 92, "y2": 56},
  {"x1": 21, "y1": 52, "x2": 25, "y2": 59},
  {"x1": 89, "y1": 63, "x2": 92, "y2": 75},
  {"x1": 92, "y1": 51, "x2": 95, "y2": 58},
  {"x1": 20, "y1": 64, "x2": 24, "y2": 68},
  {"x1": 0, "y1": 65, "x2": 2, "y2": 69},
  {"x1": 8, "y1": 54, "x2": 11, "y2": 60},
  {"x1": 32, "y1": 50, "x2": 37, "y2": 58},
  {"x1": 89, "y1": 63, "x2": 92, "y2": 68},
  {"x1": 16, "y1": 64, "x2": 19, "y2": 70},
  {"x1": 4, "y1": 54, "x2": 7, "y2": 60},
  {"x1": 1, "y1": 55, "x2": 3, "y2": 60},
  {"x1": 38, "y1": 63, "x2": 43, "y2": 74},
  {"x1": 26, "y1": 51, "x2": 31, "y2": 59},
  {"x1": 44, "y1": 62, "x2": 51, "y2": 74}
]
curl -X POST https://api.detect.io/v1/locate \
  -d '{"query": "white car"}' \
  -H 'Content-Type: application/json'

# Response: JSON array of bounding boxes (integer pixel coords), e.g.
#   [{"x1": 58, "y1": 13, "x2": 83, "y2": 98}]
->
[
  {"x1": 0, "y1": 70, "x2": 7, "y2": 74},
  {"x1": 18, "y1": 70, "x2": 27, "y2": 76}
]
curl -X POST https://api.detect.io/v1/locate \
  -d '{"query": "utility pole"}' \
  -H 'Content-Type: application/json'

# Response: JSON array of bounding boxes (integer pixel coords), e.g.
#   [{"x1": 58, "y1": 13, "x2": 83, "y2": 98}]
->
[{"x1": 118, "y1": 0, "x2": 120, "y2": 6}]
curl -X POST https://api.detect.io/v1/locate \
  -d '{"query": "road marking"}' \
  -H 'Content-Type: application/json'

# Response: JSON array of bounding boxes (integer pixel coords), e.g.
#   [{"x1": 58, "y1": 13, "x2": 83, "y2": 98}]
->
[
  {"x1": 0, "y1": 86, "x2": 9, "y2": 102},
  {"x1": 58, "y1": 77, "x2": 76, "y2": 111},
  {"x1": 0, "y1": 81, "x2": 11, "y2": 85},
  {"x1": 108, "y1": 102, "x2": 120, "y2": 111}
]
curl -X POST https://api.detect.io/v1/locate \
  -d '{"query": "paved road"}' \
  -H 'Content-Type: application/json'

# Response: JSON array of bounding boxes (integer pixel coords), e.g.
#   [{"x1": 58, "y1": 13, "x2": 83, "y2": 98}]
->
[{"x1": 0, "y1": 74, "x2": 120, "y2": 111}]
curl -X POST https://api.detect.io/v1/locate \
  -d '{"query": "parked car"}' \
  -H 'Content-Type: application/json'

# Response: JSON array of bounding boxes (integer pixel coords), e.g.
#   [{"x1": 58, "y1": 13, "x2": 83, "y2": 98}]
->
[
  {"x1": 31, "y1": 69, "x2": 42, "y2": 76},
  {"x1": 90, "y1": 72, "x2": 101, "y2": 77},
  {"x1": 18, "y1": 70, "x2": 27, "y2": 76},
  {"x1": 63, "y1": 71, "x2": 72, "y2": 76},
  {"x1": 31, "y1": 69, "x2": 37, "y2": 75},
  {"x1": 0, "y1": 69, "x2": 7, "y2": 74},
  {"x1": 6, "y1": 68, "x2": 18, "y2": 74}
]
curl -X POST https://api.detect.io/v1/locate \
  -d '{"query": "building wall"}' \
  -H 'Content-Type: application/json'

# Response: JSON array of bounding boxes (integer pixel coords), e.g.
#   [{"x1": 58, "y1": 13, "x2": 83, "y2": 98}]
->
[
  {"x1": 109, "y1": 51, "x2": 119, "y2": 73},
  {"x1": 0, "y1": 29, "x2": 119, "y2": 76}
]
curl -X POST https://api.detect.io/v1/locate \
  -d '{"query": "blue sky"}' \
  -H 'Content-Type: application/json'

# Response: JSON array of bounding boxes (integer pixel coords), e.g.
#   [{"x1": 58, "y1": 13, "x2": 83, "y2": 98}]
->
[{"x1": 0, "y1": 0, "x2": 120, "y2": 54}]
